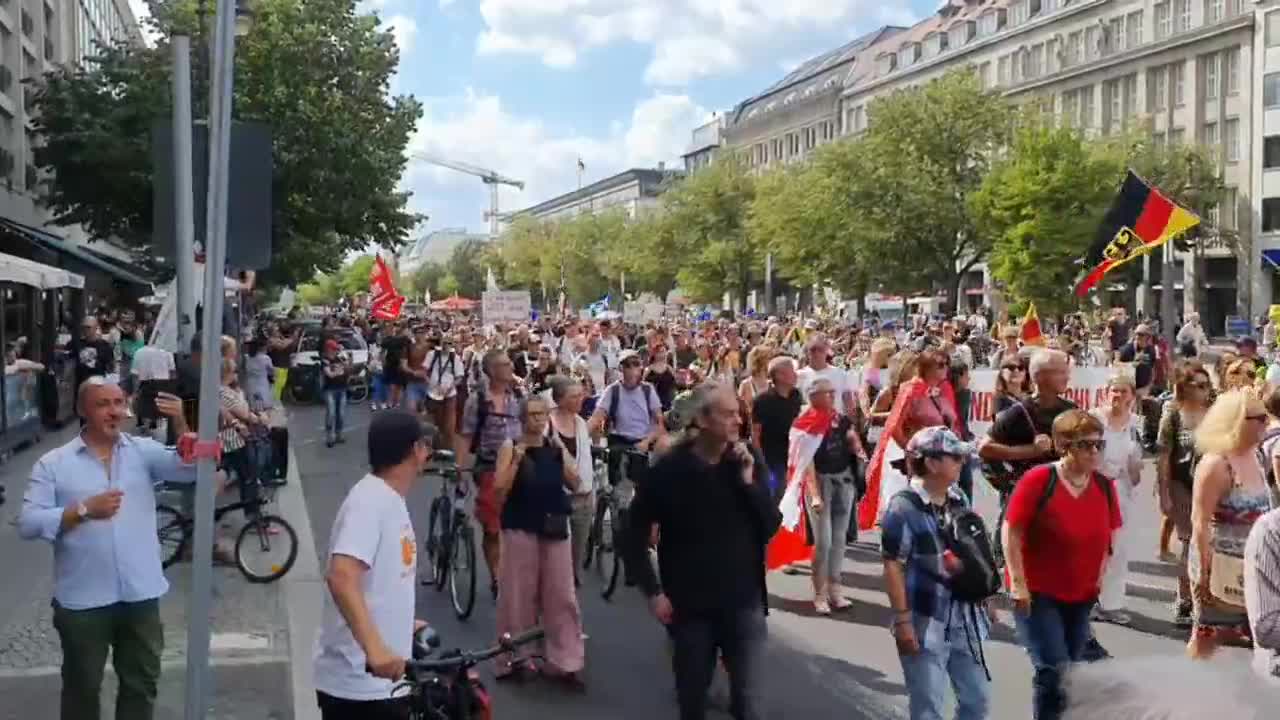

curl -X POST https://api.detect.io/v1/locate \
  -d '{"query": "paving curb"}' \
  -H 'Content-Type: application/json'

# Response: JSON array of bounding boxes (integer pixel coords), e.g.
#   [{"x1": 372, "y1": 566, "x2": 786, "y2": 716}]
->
[{"x1": 277, "y1": 447, "x2": 323, "y2": 720}]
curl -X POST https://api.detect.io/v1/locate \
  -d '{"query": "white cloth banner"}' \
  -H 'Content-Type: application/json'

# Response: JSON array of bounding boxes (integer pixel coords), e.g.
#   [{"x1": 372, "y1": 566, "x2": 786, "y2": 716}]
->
[{"x1": 965, "y1": 366, "x2": 1113, "y2": 436}]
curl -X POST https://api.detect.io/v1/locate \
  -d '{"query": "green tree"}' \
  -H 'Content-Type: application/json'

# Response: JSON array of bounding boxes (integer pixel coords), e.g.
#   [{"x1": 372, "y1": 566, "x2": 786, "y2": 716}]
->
[
  {"x1": 658, "y1": 157, "x2": 761, "y2": 307},
  {"x1": 337, "y1": 255, "x2": 376, "y2": 297},
  {"x1": 30, "y1": 0, "x2": 422, "y2": 285},
  {"x1": 446, "y1": 239, "x2": 489, "y2": 298},
  {"x1": 974, "y1": 117, "x2": 1122, "y2": 316},
  {"x1": 296, "y1": 272, "x2": 339, "y2": 306},
  {"x1": 857, "y1": 70, "x2": 1012, "y2": 308},
  {"x1": 406, "y1": 261, "x2": 447, "y2": 298},
  {"x1": 438, "y1": 273, "x2": 461, "y2": 297}
]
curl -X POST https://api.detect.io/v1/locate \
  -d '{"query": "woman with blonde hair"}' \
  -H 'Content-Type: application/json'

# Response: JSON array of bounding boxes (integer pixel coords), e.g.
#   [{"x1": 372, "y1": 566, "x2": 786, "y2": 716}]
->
[
  {"x1": 1091, "y1": 373, "x2": 1145, "y2": 626},
  {"x1": 869, "y1": 350, "x2": 919, "y2": 429},
  {"x1": 1187, "y1": 389, "x2": 1272, "y2": 658},
  {"x1": 737, "y1": 344, "x2": 774, "y2": 427},
  {"x1": 1222, "y1": 357, "x2": 1260, "y2": 395}
]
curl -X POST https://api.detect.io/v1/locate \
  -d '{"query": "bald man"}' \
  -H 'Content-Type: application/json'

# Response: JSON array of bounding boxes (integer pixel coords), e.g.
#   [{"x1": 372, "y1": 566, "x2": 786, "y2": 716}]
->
[{"x1": 19, "y1": 380, "x2": 193, "y2": 720}]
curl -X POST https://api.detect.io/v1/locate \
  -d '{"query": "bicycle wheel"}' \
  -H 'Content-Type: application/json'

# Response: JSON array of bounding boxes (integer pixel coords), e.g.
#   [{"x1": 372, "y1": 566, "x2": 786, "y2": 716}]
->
[
  {"x1": 156, "y1": 505, "x2": 187, "y2": 569},
  {"x1": 348, "y1": 376, "x2": 369, "y2": 404},
  {"x1": 599, "y1": 501, "x2": 623, "y2": 601},
  {"x1": 423, "y1": 496, "x2": 447, "y2": 590},
  {"x1": 449, "y1": 520, "x2": 477, "y2": 620},
  {"x1": 234, "y1": 515, "x2": 298, "y2": 583}
]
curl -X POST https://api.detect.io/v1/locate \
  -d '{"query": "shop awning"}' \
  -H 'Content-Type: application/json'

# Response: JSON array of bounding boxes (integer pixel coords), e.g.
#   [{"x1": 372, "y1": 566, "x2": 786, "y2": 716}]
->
[
  {"x1": 0, "y1": 252, "x2": 84, "y2": 289},
  {"x1": 1263, "y1": 249, "x2": 1280, "y2": 272},
  {"x1": 0, "y1": 218, "x2": 152, "y2": 287}
]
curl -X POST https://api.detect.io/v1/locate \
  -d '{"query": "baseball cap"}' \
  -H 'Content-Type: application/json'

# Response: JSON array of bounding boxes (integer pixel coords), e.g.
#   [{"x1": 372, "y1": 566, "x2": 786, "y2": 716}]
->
[
  {"x1": 324, "y1": 339, "x2": 340, "y2": 353},
  {"x1": 905, "y1": 426, "x2": 976, "y2": 460}
]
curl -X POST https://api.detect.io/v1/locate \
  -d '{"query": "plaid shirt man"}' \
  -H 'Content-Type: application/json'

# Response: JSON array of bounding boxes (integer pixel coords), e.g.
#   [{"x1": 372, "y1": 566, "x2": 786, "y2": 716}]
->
[{"x1": 880, "y1": 478, "x2": 990, "y2": 649}]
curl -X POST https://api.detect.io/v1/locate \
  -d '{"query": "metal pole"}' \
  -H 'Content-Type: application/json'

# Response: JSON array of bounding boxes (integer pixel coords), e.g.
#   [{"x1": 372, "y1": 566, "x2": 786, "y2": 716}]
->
[
  {"x1": 184, "y1": 0, "x2": 236, "y2": 718},
  {"x1": 764, "y1": 252, "x2": 773, "y2": 316},
  {"x1": 1161, "y1": 241, "x2": 1177, "y2": 346},
  {"x1": 172, "y1": 36, "x2": 196, "y2": 352}
]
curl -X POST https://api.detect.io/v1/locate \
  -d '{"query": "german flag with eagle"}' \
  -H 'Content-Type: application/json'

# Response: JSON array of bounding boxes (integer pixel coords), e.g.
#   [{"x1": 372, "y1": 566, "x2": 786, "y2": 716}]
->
[{"x1": 1074, "y1": 171, "x2": 1200, "y2": 297}]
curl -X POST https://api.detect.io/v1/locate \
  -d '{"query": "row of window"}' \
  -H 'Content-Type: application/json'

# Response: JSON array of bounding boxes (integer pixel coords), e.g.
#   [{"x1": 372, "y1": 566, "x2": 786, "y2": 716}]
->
[{"x1": 744, "y1": 119, "x2": 840, "y2": 168}]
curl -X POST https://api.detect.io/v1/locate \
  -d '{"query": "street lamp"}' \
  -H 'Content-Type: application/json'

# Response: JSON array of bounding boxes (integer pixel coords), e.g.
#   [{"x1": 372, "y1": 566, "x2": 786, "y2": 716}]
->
[{"x1": 234, "y1": 0, "x2": 254, "y2": 38}]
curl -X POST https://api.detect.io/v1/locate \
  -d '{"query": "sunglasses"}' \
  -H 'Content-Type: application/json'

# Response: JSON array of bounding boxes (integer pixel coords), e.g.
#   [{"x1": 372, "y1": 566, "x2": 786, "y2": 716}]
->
[
  {"x1": 1069, "y1": 439, "x2": 1106, "y2": 452},
  {"x1": 1247, "y1": 413, "x2": 1268, "y2": 423}
]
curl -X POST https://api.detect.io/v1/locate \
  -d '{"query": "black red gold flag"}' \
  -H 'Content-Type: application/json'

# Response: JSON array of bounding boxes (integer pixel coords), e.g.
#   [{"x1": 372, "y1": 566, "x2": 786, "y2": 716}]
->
[{"x1": 1075, "y1": 170, "x2": 1200, "y2": 296}]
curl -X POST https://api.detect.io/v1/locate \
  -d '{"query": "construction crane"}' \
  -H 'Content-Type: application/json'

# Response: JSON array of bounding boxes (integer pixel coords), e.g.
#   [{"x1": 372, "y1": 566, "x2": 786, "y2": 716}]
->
[{"x1": 413, "y1": 154, "x2": 524, "y2": 239}]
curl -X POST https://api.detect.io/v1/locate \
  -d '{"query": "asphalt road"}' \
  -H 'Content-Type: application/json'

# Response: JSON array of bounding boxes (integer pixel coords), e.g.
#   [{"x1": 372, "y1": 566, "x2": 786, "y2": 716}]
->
[{"x1": 288, "y1": 400, "x2": 1249, "y2": 720}]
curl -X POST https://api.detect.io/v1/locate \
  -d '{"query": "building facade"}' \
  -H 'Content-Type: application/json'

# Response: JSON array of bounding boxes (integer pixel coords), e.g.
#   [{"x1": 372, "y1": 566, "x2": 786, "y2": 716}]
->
[
  {"x1": 0, "y1": 0, "x2": 139, "y2": 233},
  {"x1": 511, "y1": 167, "x2": 682, "y2": 222},
  {"x1": 682, "y1": 114, "x2": 725, "y2": 172},
  {"x1": 717, "y1": 0, "x2": 1263, "y2": 334},
  {"x1": 398, "y1": 227, "x2": 487, "y2": 276}
]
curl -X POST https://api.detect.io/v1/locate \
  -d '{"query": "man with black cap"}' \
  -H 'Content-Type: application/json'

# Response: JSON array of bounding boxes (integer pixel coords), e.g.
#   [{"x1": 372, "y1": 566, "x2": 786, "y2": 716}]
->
[{"x1": 314, "y1": 410, "x2": 435, "y2": 719}]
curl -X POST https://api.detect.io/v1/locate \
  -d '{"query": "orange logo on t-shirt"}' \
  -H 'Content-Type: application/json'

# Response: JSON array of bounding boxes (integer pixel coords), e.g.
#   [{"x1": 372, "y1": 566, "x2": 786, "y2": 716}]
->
[{"x1": 401, "y1": 535, "x2": 415, "y2": 567}]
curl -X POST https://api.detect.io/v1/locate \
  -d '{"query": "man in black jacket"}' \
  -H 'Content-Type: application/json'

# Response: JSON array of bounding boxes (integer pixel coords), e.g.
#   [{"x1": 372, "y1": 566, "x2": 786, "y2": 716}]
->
[{"x1": 626, "y1": 381, "x2": 781, "y2": 720}]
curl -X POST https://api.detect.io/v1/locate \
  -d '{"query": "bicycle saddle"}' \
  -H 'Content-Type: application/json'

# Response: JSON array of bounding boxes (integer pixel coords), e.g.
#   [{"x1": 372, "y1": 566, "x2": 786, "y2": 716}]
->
[{"x1": 412, "y1": 625, "x2": 441, "y2": 660}]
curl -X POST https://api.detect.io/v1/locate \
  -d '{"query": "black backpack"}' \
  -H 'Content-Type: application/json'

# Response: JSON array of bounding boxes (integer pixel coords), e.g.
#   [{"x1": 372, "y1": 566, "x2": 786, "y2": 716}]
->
[
  {"x1": 469, "y1": 383, "x2": 524, "y2": 455},
  {"x1": 893, "y1": 490, "x2": 1001, "y2": 604}
]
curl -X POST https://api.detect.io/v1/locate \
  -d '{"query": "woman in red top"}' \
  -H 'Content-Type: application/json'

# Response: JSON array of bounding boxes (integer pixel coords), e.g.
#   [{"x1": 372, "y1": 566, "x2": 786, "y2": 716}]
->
[{"x1": 1002, "y1": 409, "x2": 1122, "y2": 720}]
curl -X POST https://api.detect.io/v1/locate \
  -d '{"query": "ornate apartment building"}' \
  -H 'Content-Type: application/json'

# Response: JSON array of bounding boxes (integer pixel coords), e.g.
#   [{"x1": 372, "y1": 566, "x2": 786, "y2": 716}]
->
[{"x1": 718, "y1": 0, "x2": 1278, "y2": 335}]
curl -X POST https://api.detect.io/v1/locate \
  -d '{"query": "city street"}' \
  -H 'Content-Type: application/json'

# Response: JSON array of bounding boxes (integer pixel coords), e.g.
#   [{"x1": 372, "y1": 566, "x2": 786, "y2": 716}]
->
[{"x1": 288, "y1": 400, "x2": 1242, "y2": 720}]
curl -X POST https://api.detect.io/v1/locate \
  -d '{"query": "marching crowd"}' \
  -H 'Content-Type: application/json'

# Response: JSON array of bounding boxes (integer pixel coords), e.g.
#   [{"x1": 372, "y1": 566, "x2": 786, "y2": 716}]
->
[{"x1": 13, "y1": 298, "x2": 1280, "y2": 720}]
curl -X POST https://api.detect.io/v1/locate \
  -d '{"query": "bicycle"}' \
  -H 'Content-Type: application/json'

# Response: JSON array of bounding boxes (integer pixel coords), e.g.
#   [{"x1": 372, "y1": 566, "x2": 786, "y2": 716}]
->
[
  {"x1": 378, "y1": 625, "x2": 545, "y2": 720},
  {"x1": 156, "y1": 492, "x2": 298, "y2": 583},
  {"x1": 583, "y1": 445, "x2": 647, "y2": 601},
  {"x1": 421, "y1": 449, "x2": 478, "y2": 620}
]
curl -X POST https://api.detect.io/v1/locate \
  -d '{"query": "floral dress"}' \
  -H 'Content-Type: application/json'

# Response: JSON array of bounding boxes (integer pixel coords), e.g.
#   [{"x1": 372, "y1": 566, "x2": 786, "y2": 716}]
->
[{"x1": 1188, "y1": 457, "x2": 1272, "y2": 631}]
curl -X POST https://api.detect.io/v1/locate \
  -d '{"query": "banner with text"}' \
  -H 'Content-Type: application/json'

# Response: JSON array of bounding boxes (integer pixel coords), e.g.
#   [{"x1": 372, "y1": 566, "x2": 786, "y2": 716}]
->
[{"x1": 482, "y1": 290, "x2": 532, "y2": 326}]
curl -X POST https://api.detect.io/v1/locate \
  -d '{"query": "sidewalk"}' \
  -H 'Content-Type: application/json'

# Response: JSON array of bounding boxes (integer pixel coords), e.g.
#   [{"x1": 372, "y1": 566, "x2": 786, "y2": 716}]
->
[{"x1": 0, "y1": 424, "x2": 311, "y2": 719}]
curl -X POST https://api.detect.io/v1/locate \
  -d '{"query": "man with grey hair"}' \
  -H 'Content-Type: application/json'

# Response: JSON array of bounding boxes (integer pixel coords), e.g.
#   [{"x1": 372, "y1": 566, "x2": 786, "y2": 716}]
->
[
  {"x1": 19, "y1": 379, "x2": 192, "y2": 720},
  {"x1": 752, "y1": 355, "x2": 802, "y2": 502},
  {"x1": 627, "y1": 381, "x2": 780, "y2": 720}
]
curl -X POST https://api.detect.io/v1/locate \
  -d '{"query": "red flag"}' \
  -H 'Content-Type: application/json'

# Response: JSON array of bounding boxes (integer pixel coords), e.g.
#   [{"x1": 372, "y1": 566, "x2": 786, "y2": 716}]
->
[
  {"x1": 1020, "y1": 302, "x2": 1045, "y2": 347},
  {"x1": 767, "y1": 407, "x2": 836, "y2": 570},
  {"x1": 368, "y1": 255, "x2": 404, "y2": 320},
  {"x1": 857, "y1": 378, "x2": 960, "y2": 530}
]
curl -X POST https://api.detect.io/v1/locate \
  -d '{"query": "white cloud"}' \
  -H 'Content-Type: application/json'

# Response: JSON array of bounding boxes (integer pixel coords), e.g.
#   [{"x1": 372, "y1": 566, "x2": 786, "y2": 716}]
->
[
  {"x1": 403, "y1": 90, "x2": 707, "y2": 229},
  {"x1": 476, "y1": 0, "x2": 891, "y2": 86},
  {"x1": 383, "y1": 14, "x2": 419, "y2": 55},
  {"x1": 440, "y1": 0, "x2": 457, "y2": 7}
]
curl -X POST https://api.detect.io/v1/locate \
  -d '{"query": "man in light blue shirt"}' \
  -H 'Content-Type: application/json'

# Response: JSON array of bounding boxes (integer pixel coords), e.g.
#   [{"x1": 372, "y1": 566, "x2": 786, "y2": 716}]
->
[{"x1": 19, "y1": 379, "x2": 193, "y2": 720}]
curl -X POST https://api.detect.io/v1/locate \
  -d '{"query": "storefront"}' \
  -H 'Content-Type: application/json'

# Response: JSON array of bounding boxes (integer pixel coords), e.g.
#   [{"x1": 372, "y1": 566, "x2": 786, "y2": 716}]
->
[{"x1": 0, "y1": 253, "x2": 83, "y2": 452}]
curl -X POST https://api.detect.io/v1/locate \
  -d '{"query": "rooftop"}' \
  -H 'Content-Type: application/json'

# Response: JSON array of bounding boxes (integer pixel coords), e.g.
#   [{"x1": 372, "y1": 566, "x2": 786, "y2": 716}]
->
[{"x1": 511, "y1": 168, "x2": 682, "y2": 218}]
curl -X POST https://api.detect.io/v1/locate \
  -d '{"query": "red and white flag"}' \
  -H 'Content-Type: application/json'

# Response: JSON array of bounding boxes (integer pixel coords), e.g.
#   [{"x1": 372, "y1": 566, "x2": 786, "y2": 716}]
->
[{"x1": 766, "y1": 406, "x2": 836, "y2": 570}]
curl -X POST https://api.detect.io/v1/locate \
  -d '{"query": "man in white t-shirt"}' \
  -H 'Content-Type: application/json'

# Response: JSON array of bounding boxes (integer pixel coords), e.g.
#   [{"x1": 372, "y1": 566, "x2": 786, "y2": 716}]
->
[
  {"x1": 313, "y1": 411, "x2": 435, "y2": 718},
  {"x1": 577, "y1": 331, "x2": 613, "y2": 392},
  {"x1": 797, "y1": 334, "x2": 855, "y2": 417},
  {"x1": 423, "y1": 338, "x2": 462, "y2": 449}
]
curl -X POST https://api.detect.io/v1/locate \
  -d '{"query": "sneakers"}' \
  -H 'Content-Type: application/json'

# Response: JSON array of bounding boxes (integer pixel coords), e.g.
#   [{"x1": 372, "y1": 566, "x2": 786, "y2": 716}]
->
[
  {"x1": 1173, "y1": 600, "x2": 1193, "y2": 628},
  {"x1": 828, "y1": 593, "x2": 853, "y2": 612},
  {"x1": 1091, "y1": 607, "x2": 1132, "y2": 626}
]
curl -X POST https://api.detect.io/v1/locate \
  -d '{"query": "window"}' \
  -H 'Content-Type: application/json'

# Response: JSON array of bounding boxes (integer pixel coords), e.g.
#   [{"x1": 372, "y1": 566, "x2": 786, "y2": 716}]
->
[
  {"x1": 1106, "y1": 80, "x2": 1122, "y2": 131},
  {"x1": 1266, "y1": 136, "x2": 1280, "y2": 169},
  {"x1": 1029, "y1": 44, "x2": 1044, "y2": 78},
  {"x1": 1225, "y1": 118, "x2": 1240, "y2": 162},
  {"x1": 1156, "y1": 2, "x2": 1172, "y2": 40},
  {"x1": 1126, "y1": 11, "x2": 1143, "y2": 48},
  {"x1": 1268, "y1": 13, "x2": 1280, "y2": 46},
  {"x1": 1011, "y1": 0, "x2": 1028, "y2": 26},
  {"x1": 980, "y1": 11, "x2": 997, "y2": 36},
  {"x1": 1205, "y1": 54, "x2": 1220, "y2": 101},
  {"x1": 1108, "y1": 17, "x2": 1124, "y2": 53},
  {"x1": 978, "y1": 62, "x2": 992, "y2": 89},
  {"x1": 1080, "y1": 86, "x2": 1095, "y2": 127},
  {"x1": 1013, "y1": 49, "x2": 1024, "y2": 83},
  {"x1": 1123, "y1": 74, "x2": 1138, "y2": 119},
  {"x1": 1206, "y1": 0, "x2": 1224, "y2": 23},
  {"x1": 1067, "y1": 31, "x2": 1082, "y2": 65},
  {"x1": 1085, "y1": 25, "x2": 1099, "y2": 60},
  {"x1": 1151, "y1": 67, "x2": 1168, "y2": 111},
  {"x1": 998, "y1": 55, "x2": 1011, "y2": 86},
  {"x1": 1221, "y1": 49, "x2": 1239, "y2": 97},
  {"x1": 1202, "y1": 121, "x2": 1218, "y2": 148},
  {"x1": 1046, "y1": 37, "x2": 1059, "y2": 73},
  {"x1": 1062, "y1": 90, "x2": 1079, "y2": 127},
  {"x1": 1173, "y1": 62, "x2": 1186, "y2": 105},
  {"x1": 1221, "y1": 188, "x2": 1237, "y2": 230},
  {"x1": 1266, "y1": 73, "x2": 1280, "y2": 107},
  {"x1": 1175, "y1": 0, "x2": 1190, "y2": 32},
  {"x1": 1170, "y1": 127, "x2": 1186, "y2": 145},
  {"x1": 1264, "y1": 198, "x2": 1280, "y2": 233}
]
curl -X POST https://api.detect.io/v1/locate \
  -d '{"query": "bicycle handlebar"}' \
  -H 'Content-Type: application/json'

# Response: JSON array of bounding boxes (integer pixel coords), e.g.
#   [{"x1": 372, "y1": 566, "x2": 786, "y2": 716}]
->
[{"x1": 379, "y1": 628, "x2": 546, "y2": 676}]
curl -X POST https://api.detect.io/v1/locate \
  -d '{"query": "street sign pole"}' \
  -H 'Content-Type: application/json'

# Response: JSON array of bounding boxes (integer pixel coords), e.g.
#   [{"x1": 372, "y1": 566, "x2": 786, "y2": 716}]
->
[
  {"x1": 184, "y1": 0, "x2": 237, "y2": 718},
  {"x1": 172, "y1": 35, "x2": 196, "y2": 352}
]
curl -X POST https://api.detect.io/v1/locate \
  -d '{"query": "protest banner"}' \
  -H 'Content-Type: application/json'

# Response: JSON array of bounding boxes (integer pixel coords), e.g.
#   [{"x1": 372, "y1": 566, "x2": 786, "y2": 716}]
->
[{"x1": 482, "y1": 290, "x2": 531, "y2": 325}]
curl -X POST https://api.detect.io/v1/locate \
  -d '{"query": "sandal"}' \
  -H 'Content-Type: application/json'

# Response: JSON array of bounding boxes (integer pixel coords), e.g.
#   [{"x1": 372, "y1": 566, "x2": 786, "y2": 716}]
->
[
  {"x1": 814, "y1": 598, "x2": 831, "y2": 615},
  {"x1": 829, "y1": 595, "x2": 853, "y2": 611}
]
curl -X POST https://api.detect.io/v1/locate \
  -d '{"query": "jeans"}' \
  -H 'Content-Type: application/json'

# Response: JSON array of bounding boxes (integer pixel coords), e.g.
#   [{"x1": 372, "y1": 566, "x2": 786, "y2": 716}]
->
[
  {"x1": 52, "y1": 598, "x2": 163, "y2": 720},
  {"x1": 670, "y1": 605, "x2": 766, "y2": 720},
  {"x1": 899, "y1": 621, "x2": 991, "y2": 720},
  {"x1": 1014, "y1": 594, "x2": 1095, "y2": 720},
  {"x1": 324, "y1": 387, "x2": 347, "y2": 442},
  {"x1": 804, "y1": 470, "x2": 856, "y2": 583},
  {"x1": 223, "y1": 447, "x2": 259, "y2": 515}
]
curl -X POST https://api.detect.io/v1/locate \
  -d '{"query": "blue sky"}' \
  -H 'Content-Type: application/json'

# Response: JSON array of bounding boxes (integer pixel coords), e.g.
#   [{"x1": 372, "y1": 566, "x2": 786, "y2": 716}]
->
[{"x1": 134, "y1": 0, "x2": 933, "y2": 241}]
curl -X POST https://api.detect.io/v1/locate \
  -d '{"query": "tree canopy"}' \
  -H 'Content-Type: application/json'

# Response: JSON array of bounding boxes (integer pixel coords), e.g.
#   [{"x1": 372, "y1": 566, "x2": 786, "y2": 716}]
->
[{"x1": 31, "y1": 0, "x2": 421, "y2": 286}]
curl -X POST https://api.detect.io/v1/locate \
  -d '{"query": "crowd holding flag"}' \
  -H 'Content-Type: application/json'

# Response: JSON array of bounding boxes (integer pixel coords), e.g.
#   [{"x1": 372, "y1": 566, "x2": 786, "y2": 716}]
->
[
  {"x1": 368, "y1": 254, "x2": 405, "y2": 320},
  {"x1": 1074, "y1": 170, "x2": 1201, "y2": 296}
]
